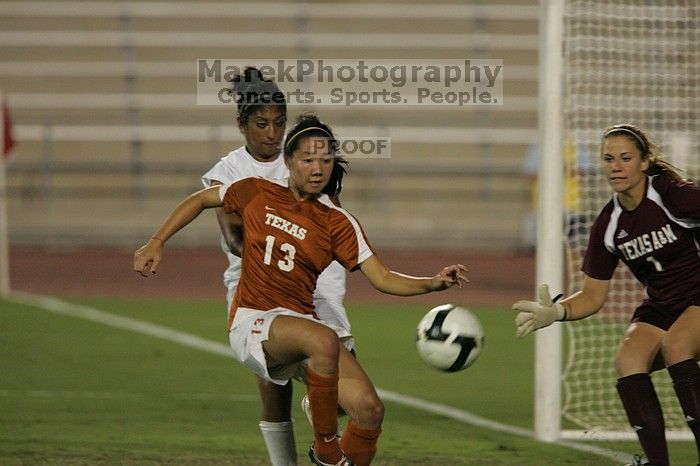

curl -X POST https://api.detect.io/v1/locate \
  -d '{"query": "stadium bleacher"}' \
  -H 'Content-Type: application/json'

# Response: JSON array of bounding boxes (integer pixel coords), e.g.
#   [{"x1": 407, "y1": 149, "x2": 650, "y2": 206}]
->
[{"x1": 0, "y1": 0, "x2": 539, "y2": 249}]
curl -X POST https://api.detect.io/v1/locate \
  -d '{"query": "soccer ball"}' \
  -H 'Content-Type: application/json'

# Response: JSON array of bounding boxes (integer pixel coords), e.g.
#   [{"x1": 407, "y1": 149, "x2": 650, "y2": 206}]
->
[{"x1": 416, "y1": 304, "x2": 484, "y2": 372}]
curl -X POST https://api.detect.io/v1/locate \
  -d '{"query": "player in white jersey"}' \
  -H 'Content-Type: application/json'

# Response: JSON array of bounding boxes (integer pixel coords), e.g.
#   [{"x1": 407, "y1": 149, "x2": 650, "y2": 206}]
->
[{"x1": 201, "y1": 67, "x2": 351, "y2": 466}]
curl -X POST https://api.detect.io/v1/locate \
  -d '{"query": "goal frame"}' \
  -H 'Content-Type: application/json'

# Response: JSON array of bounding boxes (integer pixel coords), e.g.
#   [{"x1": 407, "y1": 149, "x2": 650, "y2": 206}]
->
[{"x1": 536, "y1": 0, "x2": 694, "y2": 442}]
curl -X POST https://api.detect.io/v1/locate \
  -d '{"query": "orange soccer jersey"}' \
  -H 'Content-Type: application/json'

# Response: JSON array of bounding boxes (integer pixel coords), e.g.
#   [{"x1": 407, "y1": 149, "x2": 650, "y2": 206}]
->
[{"x1": 220, "y1": 177, "x2": 374, "y2": 328}]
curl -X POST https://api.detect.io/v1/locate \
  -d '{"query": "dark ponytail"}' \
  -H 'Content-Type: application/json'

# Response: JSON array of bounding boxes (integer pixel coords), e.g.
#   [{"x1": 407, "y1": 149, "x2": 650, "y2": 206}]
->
[{"x1": 227, "y1": 67, "x2": 286, "y2": 124}]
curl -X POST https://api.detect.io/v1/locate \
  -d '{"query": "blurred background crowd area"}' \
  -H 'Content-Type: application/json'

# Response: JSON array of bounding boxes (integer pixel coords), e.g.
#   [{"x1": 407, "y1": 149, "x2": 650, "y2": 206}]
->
[{"x1": 0, "y1": 0, "x2": 540, "y2": 252}]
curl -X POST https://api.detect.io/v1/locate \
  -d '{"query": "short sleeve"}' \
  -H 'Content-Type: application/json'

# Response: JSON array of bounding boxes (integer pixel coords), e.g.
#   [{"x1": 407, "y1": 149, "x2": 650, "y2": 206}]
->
[
  {"x1": 652, "y1": 174, "x2": 700, "y2": 219},
  {"x1": 202, "y1": 156, "x2": 238, "y2": 187},
  {"x1": 581, "y1": 210, "x2": 619, "y2": 280},
  {"x1": 329, "y1": 209, "x2": 374, "y2": 271},
  {"x1": 220, "y1": 177, "x2": 260, "y2": 215}
]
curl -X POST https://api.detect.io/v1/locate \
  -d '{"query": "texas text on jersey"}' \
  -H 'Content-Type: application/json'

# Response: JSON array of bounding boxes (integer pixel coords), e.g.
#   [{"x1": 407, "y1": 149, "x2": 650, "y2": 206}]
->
[{"x1": 219, "y1": 177, "x2": 373, "y2": 328}]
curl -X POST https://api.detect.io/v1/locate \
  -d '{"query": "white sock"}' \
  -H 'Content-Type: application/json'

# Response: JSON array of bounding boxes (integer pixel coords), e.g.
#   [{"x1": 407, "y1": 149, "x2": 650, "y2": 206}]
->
[{"x1": 259, "y1": 420, "x2": 297, "y2": 466}]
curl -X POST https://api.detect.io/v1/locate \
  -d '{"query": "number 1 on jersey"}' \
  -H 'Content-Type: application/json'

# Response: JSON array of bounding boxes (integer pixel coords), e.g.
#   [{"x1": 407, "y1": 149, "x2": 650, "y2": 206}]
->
[
  {"x1": 645, "y1": 255, "x2": 664, "y2": 272},
  {"x1": 263, "y1": 235, "x2": 296, "y2": 272}
]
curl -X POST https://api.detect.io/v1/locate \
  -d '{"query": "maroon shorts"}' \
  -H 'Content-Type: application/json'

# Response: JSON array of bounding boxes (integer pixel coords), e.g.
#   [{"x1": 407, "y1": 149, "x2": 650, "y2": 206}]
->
[{"x1": 632, "y1": 295, "x2": 700, "y2": 331}]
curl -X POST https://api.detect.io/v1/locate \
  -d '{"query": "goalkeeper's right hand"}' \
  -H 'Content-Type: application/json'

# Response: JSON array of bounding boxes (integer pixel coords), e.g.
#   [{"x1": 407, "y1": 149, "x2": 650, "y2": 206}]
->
[{"x1": 512, "y1": 284, "x2": 566, "y2": 339}]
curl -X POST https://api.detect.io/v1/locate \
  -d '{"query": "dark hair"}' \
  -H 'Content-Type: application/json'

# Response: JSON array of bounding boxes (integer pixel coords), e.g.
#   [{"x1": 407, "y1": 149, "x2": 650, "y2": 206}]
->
[
  {"x1": 227, "y1": 67, "x2": 286, "y2": 124},
  {"x1": 602, "y1": 124, "x2": 684, "y2": 181},
  {"x1": 284, "y1": 113, "x2": 349, "y2": 198}
]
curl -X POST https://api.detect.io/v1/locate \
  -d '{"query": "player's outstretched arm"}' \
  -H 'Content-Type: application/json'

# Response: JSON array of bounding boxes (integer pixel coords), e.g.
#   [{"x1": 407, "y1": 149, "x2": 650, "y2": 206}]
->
[
  {"x1": 134, "y1": 186, "x2": 223, "y2": 276},
  {"x1": 359, "y1": 255, "x2": 468, "y2": 296},
  {"x1": 512, "y1": 276, "x2": 609, "y2": 338}
]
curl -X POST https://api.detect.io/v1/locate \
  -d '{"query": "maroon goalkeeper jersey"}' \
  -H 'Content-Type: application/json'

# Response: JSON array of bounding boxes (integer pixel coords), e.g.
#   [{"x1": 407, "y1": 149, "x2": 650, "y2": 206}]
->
[{"x1": 583, "y1": 173, "x2": 700, "y2": 306}]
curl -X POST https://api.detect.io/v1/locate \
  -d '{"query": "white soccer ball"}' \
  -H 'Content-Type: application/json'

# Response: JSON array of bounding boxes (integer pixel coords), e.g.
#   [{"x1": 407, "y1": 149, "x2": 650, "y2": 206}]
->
[{"x1": 416, "y1": 304, "x2": 485, "y2": 372}]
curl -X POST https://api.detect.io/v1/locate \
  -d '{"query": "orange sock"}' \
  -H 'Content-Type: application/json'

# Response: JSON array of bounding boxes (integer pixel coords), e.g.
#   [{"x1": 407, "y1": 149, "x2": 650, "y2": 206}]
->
[
  {"x1": 339, "y1": 419, "x2": 382, "y2": 466},
  {"x1": 305, "y1": 367, "x2": 342, "y2": 463}
]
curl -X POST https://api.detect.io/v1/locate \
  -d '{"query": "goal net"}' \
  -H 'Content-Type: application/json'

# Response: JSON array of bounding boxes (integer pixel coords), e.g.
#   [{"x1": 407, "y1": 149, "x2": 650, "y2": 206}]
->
[{"x1": 560, "y1": 0, "x2": 699, "y2": 439}]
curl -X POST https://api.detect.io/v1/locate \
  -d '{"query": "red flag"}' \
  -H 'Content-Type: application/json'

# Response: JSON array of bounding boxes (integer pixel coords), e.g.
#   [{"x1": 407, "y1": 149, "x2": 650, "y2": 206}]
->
[{"x1": 2, "y1": 96, "x2": 15, "y2": 158}]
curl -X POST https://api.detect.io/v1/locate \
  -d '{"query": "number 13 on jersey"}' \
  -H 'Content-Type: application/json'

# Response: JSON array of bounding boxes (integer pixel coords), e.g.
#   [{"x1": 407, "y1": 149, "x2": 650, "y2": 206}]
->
[{"x1": 263, "y1": 235, "x2": 296, "y2": 272}]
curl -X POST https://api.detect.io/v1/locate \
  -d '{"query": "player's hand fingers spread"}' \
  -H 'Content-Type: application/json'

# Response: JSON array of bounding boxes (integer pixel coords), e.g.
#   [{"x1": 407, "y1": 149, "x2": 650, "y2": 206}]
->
[
  {"x1": 453, "y1": 264, "x2": 469, "y2": 286},
  {"x1": 445, "y1": 264, "x2": 469, "y2": 287}
]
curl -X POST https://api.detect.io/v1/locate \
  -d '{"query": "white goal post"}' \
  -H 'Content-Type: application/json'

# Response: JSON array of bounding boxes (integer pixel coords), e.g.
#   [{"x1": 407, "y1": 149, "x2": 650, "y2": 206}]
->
[{"x1": 536, "y1": 0, "x2": 698, "y2": 441}]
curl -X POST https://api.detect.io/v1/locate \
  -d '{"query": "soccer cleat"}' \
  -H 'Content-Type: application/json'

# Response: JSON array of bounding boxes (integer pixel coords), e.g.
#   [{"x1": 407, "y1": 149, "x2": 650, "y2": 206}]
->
[
  {"x1": 308, "y1": 445, "x2": 353, "y2": 466},
  {"x1": 302, "y1": 395, "x2": 313, "y2": 426},
  {"x1": 625, "y1": 454, "x2": 655, "y2": 466},
  {"x1": 301, "y1": 395, "x2": 347, "y2": 424}
]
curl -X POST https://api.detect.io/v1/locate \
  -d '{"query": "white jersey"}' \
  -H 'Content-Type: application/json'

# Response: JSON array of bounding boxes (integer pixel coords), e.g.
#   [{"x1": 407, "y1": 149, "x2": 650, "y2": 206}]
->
[
  {"x1": 202, "y1": 146, "x2": 288, "y2": 304},
  {"x1": 202, "y1": 146, "x2": 351, "y2": 341}
]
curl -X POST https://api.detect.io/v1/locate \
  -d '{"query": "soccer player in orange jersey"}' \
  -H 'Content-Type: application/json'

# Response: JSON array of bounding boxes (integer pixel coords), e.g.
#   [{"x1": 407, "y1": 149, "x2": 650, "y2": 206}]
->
[
  {"x1": 135, "y1": 113, "x2": 468, "y2": 466},
  {"x1": 202, "y1": 67, "x2": 355, "y2": 465}
]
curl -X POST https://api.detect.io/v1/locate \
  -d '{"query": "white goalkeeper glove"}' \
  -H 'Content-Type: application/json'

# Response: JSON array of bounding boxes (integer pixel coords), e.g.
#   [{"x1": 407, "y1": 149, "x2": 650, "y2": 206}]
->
[{"x1": 513, "y1": 284, "x2": 566, "y2": 339}]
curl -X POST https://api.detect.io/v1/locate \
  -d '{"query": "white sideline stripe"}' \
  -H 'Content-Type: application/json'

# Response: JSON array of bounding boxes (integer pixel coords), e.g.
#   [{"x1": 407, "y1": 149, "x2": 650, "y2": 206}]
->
[
  {"x1": 6, "y1": 291, "x2": 630, "y2": 465},
  {"x1": 8, "y1": 290, "x2": 233, "y2": 358},
  {"x1": 376, "y1": 389, "x2": 532, "y2": 437},
  {"x1": 376, "y1": 390, "x2": 630, "y2": 463},
  {"x1": 0, "y1": 389, "x2": 257, "y2": 402}
]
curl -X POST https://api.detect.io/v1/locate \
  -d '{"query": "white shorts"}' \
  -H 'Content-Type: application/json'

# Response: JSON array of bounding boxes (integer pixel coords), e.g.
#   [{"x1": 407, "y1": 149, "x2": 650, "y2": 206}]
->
[
  {"x1": 229, "y1": 307, "x2": 353, "y2": 386},
  {"x1": 225, "y1": 261, "x2": 346, "y2": 323},
  {"x1": 314, "y1": 261, "x2": 352, "y2": 348}
]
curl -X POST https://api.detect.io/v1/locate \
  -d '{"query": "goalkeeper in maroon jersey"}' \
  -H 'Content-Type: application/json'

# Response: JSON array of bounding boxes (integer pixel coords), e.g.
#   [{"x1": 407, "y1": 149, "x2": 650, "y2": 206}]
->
[{"x1": 512, "y1": 124, "x2": 700, "y2": 466}]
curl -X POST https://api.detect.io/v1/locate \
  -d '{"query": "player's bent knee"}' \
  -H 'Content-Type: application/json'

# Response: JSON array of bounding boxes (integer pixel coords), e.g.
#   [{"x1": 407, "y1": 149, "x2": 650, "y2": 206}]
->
[
  {"x1": 660, "y1": 336, "x2": 693, "y2": 366},
  {"x1": 307, "y1": 325, "x2": 341, "y2": 367},
  {"x1": 614, "y1": 347, "x2": 647, "y2": 377},
  {"x1": 356, "y1": 393, "x2": 384, "y2": 427}
]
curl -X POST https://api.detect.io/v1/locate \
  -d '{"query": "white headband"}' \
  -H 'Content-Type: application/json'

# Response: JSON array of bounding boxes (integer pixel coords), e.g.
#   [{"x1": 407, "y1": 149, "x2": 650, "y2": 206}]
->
[
  {"x1": 284, "y1": 126, "x2": 333, "y2": 152},
  {"x1": 604, "y1": 127, "x2": 648, "y2": 153}
]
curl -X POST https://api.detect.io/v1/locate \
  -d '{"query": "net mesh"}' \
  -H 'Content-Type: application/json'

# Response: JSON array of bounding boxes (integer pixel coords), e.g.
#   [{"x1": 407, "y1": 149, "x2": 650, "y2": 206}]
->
[{"x1": 561, "y1": 0, "x2": 699, "y2": 433}]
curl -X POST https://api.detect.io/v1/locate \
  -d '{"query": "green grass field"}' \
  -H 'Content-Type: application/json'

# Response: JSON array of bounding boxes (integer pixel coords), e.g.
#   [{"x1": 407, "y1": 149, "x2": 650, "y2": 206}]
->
[{"x1": 1, "y1": 295, "x2": 696, "y2": 465}]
